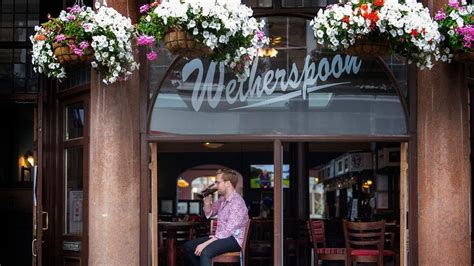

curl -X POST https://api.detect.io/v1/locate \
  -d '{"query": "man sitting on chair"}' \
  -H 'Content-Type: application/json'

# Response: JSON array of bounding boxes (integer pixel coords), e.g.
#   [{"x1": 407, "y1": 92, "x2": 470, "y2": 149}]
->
[{"x1": 183, "y1": 169, "x2": 249, "y2": 266}]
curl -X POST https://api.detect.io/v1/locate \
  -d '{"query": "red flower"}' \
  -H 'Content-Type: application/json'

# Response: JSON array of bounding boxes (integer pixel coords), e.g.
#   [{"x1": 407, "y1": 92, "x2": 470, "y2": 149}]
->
[
  {"x1": 410, "y1": 29, "x2": 418, "y2": 37},
  {"x1": 360, "y1": 3, "x2": 368, "y2": 11},
  {"x1": 342, "y1": 15, "x2": 350, "y2": 23},
  {"x1": 374, "y1": 0, "x2": 384, "y2": 7}
]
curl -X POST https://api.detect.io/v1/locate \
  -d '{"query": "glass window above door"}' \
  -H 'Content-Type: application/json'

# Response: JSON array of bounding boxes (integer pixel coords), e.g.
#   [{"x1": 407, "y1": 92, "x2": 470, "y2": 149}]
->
[{"x1": 149, "y1": 16, "x2": 408, "y2": 137}]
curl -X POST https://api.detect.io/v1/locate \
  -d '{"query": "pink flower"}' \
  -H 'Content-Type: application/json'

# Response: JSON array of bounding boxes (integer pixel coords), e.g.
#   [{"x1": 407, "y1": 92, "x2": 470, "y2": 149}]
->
[
  {"x1": 147, "y1": 51, "x2": 158, "y2": 61},
  {"x1": 73, "y1": 48, "x2": 84, "y2": 56},
  {"x1": 67, "y1": 14, "x2": 76, "y2": 21},
  {"x1": 82, "y1": 23, "x2": 92, "y2": 31},
  {"x1": 68, "y1": 43, "x2": 77, "y2": 50},
  {"x1": 67, "y1": 5, "x2": 81, "y2": 15},
  {"x1": 79, "y1": 41, "x2": 89, "y2": 49},
  {"x1": 448, "y1": 0, "x2": 459, "y2": 8},
  {"x1": 256, "y1": 30, "x2": 265, "y2": 41},
  {"x1": 140, "y1": 4, "x2": 150, "y2": 13},
  {"x1": 55, "y1": 34, "x2": 66, "y2": 43},
  {"x1": 434, "y1": 10, "x2": 446, "y2": 21},
  {"x1": 137, "y1": 35, "x2": 155, "y2": 46}
]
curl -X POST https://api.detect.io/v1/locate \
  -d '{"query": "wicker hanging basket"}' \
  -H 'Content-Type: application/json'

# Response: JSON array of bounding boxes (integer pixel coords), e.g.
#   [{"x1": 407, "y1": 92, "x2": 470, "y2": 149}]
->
[
  {"x1": 164, "y1": 29, "x2": 212, "y2": 58},
  {"x1": 453, "y1": 51, "x2": 474, "y2": 63},
  {"x1": 53, "y1": 38, "x2": 93, "y2": 65},
  {"x1": 345, "y1": 40, "x2": 390, "y2": 58}
]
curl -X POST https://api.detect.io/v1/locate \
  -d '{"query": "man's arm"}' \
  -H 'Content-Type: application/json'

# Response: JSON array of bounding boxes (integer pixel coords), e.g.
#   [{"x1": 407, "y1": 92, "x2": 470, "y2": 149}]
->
[
  {"x1": 203, "y1": 195, "x2": 221, "y2": 219},
  {"x1": 194, "y1": 236, "x2": 218, "y2": 256}
]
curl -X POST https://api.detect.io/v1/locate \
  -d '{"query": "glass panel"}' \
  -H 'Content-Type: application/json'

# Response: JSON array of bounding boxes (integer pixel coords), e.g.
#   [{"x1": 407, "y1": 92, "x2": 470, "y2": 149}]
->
[
  {"x1": 29, "y1": 0, "x2": 40, "y2": 13},
  {"x1": 149, "y1": 17, "x2": 408, "y2": 136},
  {"x1": 148, "y1": 47, "x2": 174, "y2": 99},
  {"x1": 65, "y1": 103, "x2": 85, "y2": 140},
  {"x1": 14, "y1": 64, "x2": 25, "y2": 78},
  {"x1": 27, "y1": 78, "x2": 38, "y2": 92},
  {"x1": 14, "y1": 28, "x2": 26, "y2": 41},
  {"x1": 0, "y1": 28, "x2": 13, "y2": 41},
  {"x1": 15, "y1": 0, "x2": 27, "y2": 13},
  {"x1": 28, "y1": 14, "x2": 39, "y2": 27},
  {"x1": 15, "y1": 14, "x2": 26, "y2": 27},
  {"x1": 13, "y1": 49, "x2": 26, "y2": 63},
  {"x1": 1, "y1": 14, "x2": 14, "y2": 27},
  {"x1": 0, "y1": 64, "x2": 12, "y2": 77},
  {"x1": 0, "y1": 49, "x2": 13, "y2": 62},
  {"x1": 2, "y1": 0, "x2": 14, "y2": 13},
  {"x1": 62, "y1": 66, "x2": 91, "y2": 90},
  {"x1": 64, "y1": 146, "x2": 84, "y2": 235},
  {"x1": 246, "y1": 0, "x2": 272, "y2": 7},
  {"x1": 282, "y1": 0, "x2": 326, "y2": 7},
  {"x1": 14, "y1": 78, "x2": 26, "y2": 90}
]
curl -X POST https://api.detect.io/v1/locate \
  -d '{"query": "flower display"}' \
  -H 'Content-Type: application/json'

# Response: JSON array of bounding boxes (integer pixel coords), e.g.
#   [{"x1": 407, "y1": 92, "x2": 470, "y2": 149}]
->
[
  {"x1": 136, "y1": 0, "x2": 269, "y2": 80},
  {"x1": 435, "y1": 0, "x2": 474, "y2": 62},
  {"x1": 30, "y1": 3, "x2": 139, "y2": 84},
  {"x1": 310, "y1": 0, "x2": 442, "y2": 69}
]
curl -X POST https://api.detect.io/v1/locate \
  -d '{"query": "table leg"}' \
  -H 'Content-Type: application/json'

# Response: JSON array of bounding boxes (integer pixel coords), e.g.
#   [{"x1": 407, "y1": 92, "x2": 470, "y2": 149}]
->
[{"x1": 166, "y1": 237, "x2": 177, "y2": 266}]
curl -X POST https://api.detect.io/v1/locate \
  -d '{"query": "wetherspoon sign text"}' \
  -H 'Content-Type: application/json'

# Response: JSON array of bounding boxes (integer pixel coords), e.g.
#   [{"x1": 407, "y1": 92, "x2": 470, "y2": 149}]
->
[{"x1": 182, "y1": 55, "x2": 362, "y2": 112}]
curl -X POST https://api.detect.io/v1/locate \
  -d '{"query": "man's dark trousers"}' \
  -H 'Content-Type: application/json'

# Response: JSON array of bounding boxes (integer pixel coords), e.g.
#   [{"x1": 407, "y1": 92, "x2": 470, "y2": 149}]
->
[{"x1": 183, "y1": 236, "x2": 241, "y2": 266}]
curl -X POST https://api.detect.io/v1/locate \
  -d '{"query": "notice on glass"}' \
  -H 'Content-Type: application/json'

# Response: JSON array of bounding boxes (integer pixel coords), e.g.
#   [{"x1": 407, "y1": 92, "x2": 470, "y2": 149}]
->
[{"x1": 69, "y1": 190, "x2": 83, "y2": 234}]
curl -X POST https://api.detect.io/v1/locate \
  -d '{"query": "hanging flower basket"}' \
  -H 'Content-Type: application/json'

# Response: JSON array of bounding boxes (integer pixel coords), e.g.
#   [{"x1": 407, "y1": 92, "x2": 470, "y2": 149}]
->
[
  {"x1": 52, "y1": 38, "x2": 93, "y2": 65},
  {"x1": 345, "y1": 40, "x2": 390, "y2": 58},
  {"x1": 454, "y1": 51, "x2": 474, "y2": 62},
  {"x1": 136, "y1": 0, "x2": 269, "y2": 80},
  {"x1": 435, "y1": 1, "x2": 474, "y2": 63},
  {"x1": 163, "y1": 29, "x2": 212, "y2": 58},
  {"x1": 310, "y1": 0, "x2": 442, "y2": 69},
  {"x1": 30, "y1": 3, "x2": 139, "y2": 84}
]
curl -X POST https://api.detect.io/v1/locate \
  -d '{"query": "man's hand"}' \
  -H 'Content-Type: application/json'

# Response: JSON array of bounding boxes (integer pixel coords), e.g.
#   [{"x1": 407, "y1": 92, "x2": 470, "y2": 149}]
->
[
  {"x1": 203, "y1": 195, "x2": 212, "y2": 205},
  {"x1": 194, "y1": 242, "x2": 207, "y2": 256}
]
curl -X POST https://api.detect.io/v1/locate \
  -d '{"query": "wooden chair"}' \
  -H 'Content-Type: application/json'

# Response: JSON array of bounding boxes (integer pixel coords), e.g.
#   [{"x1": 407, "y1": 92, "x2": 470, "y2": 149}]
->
[
  {"x1": 210, "y1": 219, "x2": 251, "y2": 266},
  {"x1": 285, "y1": 219, "x2": 311, "y2": 266},
  {"x1": 248, "y1": 219, "x2": 273, "y2": 265},
  {"x1": 307, "y1": 219, "x2": 346, "y2": 265},
  {"x1": 343, "y1": 220, "x2": 395, "y2": 266}
]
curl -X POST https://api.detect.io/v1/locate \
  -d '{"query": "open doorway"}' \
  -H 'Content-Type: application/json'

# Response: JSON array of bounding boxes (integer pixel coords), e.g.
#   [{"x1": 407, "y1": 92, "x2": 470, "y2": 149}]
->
[
  {"x1": 281, "y1": 142, "x2": 405, "y2": 266},
  {"x1": 148, "y1": 141, "x2": 408, "y2": 266}
]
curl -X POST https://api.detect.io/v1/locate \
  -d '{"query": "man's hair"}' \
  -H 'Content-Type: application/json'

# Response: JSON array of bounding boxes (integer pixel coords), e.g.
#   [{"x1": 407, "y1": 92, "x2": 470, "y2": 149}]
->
[{"x1": 216, "y1": 168, "x2": 238, "y2": 188}]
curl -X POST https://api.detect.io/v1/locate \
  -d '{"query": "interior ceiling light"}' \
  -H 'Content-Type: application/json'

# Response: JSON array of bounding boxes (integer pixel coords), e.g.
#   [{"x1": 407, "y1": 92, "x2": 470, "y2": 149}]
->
[{"x1": 202, "y1": 142, "x2": 225, "y2": 149}]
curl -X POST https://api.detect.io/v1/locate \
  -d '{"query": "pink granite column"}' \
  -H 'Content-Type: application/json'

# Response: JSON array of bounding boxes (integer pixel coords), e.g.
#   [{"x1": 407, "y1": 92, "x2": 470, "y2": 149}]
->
[
  {"x1": 417, "y1": 0, "x2": 471, "y2": 262},
  {"x1": 88, "y1": 0, "x2": 140, "y2": 265}
]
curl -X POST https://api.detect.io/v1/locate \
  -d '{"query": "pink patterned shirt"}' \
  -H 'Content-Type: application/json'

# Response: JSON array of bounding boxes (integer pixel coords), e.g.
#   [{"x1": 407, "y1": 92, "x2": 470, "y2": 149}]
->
[{"x1": 204, "y1": 191, "x2": 249, "y2": 247}]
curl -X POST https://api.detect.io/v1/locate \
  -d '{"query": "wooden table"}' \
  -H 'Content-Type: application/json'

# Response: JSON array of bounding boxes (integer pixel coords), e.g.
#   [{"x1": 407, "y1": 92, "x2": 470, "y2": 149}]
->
[{"x1": 158, "y1": 221, "x2": 193, "y2": 266}]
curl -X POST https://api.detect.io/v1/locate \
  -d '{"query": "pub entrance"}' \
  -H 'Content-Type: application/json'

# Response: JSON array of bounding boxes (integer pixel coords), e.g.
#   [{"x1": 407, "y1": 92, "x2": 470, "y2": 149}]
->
[
  {"x1": 145, "y1": 12, "x2": 413, "y2": 266},
  {"x1": 149, "y1": 141, "x2": 407, "y2": 266}
]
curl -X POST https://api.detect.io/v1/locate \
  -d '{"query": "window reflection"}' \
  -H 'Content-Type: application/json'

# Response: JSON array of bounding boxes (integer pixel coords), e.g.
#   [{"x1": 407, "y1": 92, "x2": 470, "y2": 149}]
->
[
  {"x1": 65, "y1": 103, "x2": 85, "y2": 140},
  {"x1": 64, "y1": 147, "x2": 84, "y2": 235}
]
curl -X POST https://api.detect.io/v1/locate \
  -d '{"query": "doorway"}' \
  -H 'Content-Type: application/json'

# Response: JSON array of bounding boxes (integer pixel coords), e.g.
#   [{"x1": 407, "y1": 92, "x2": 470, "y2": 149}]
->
[{"x1": 148, "y1": 140, "x2": 408, "y2": 266}]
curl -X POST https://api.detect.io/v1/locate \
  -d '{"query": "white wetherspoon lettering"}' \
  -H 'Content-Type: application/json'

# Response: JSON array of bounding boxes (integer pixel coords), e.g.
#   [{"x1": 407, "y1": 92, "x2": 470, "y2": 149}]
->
[{"x1": 182, "y1": 55, "x2": 362, "y2": 112}]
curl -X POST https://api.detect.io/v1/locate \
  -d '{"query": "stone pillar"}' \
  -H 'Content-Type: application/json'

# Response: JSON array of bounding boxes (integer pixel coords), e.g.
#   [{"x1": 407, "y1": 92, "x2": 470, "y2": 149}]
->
[
  {"x1": 88, "y1": 0, "x2": 140, "y2": 265},
  {"x1": 417, "y1": 0, "x2": 471, "y2": 262}
]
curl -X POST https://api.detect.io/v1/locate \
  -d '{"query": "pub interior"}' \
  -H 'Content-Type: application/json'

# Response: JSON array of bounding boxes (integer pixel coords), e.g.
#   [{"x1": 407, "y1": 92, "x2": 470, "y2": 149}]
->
[{"x1": 154, "y1": 141, "x2": 401, "y2": 265}]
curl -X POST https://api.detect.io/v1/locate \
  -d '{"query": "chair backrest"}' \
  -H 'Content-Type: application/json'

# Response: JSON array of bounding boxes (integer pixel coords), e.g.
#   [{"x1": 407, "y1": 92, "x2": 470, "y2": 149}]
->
[
  {"x1": 210, "y1": 219, "x2": 218, "y2": 235},
  {"x1": 193, "y1": 221, "x2": 210, "y2": 238},
  {"x1": 343, "y1": 220, "x2": 385, "y2": 260},
  {"x1": 250, "y1": 219, "x2": 273, "y2": 242},
  {"x1": 241, "y1": 219, "x2": 251, "y2": 252},
  {"x1": 307, "y1": 219, "x2": 326, "y2": 249}
]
